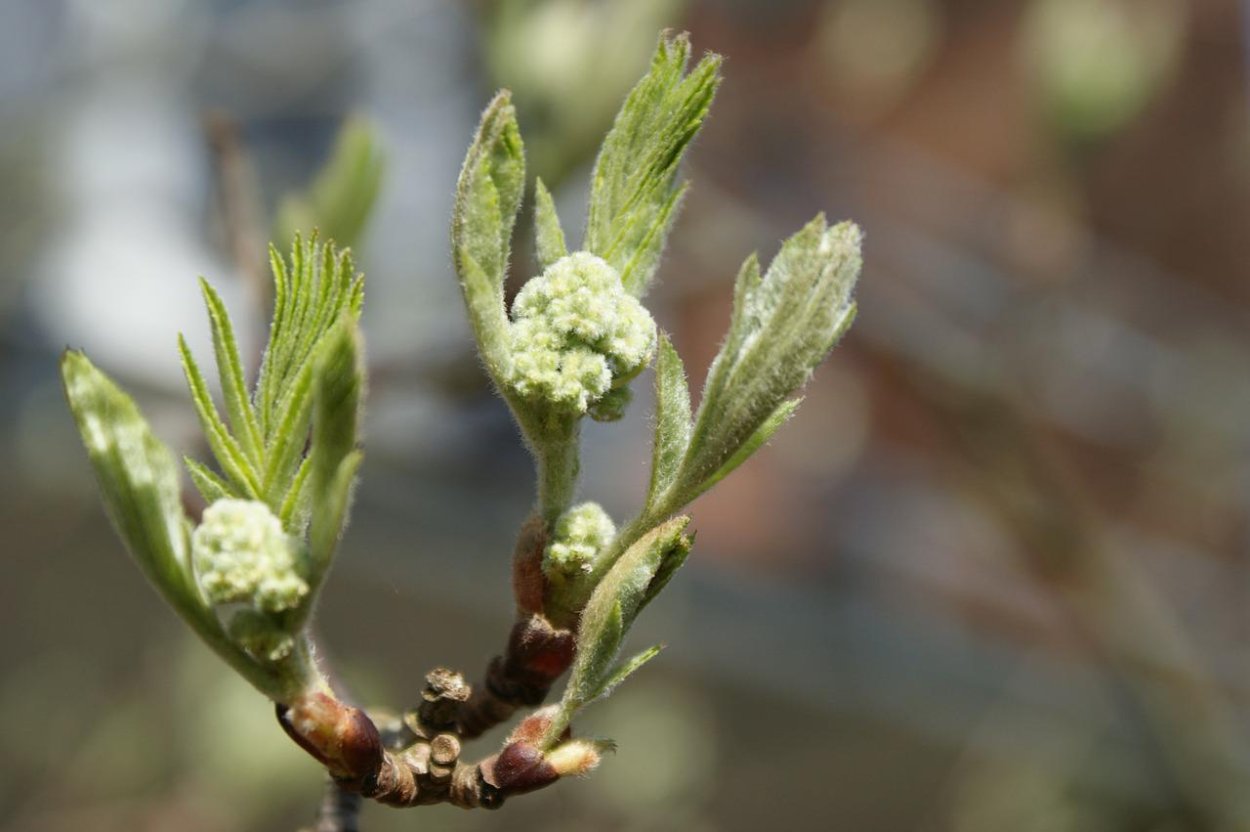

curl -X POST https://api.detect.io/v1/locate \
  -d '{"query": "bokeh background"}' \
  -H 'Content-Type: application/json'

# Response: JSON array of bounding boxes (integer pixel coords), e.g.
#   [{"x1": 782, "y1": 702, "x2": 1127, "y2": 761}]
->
[{"x1": 2, "y1": 0, "x2": 1249, "y2": 829}]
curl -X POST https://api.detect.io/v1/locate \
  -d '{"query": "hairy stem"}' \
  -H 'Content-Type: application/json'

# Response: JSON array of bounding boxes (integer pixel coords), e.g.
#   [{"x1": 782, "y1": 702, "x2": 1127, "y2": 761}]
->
[{"x1": 536, "y1": 422, "x2": 580, "y2": 524}]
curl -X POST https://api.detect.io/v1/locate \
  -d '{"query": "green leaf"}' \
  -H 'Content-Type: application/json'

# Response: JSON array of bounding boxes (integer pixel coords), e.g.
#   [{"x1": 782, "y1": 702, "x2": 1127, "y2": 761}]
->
[
  {"x1": 584, "y1": 32, "x2": 721, "y2": 297},
  {"x1": 60, "y1": 352, "x2": 305, "y2": 700},
  {"x1": 259, "y1": 362, "x2": 314, "y2": 505},
  {"x1": 302, "y1": 318, "x2": 364, "y2": 605},
  {"x1": 584, "y1": 644, "x2": 663, "y2": 704},
  {"x1": 274, "y1": 116, "x2": 385, "y2": 251},
  {"x1": 178, "y1": 335, "x2": 261, "y2": 499},
  {"x1": 254, "y1": 234, "x2": 362, "y2": 454},
  {"x1": 533, "y1": 177, "x2": 568, "y2": 269},
  {"x1": 677, "y1": 217, "x2": 861, "y2": 505},
  {"x1": 548, "y1": 516, "x2": 692, "y2": 745},
  {"x1": 184, "y1": 457, "x2": 231, "y2": 504},
  {"x1": 570, "y1": 600, "x2": 625, "y2": 707},
  {"x1": 452, "y1": 90, "x2": 525, "y2": 382},
  {"x1": 645, "y1": 332, "x2": 691, "y2": 512},
  {"x1": 198, "y1": 279, "x2": 263, "y2": 465},
  {"x1": 687, "y1": 399, "x2": 800, "y2": 502},
  {"x1": 278, "y1": 456, "x2": 312, "y2": 530}
]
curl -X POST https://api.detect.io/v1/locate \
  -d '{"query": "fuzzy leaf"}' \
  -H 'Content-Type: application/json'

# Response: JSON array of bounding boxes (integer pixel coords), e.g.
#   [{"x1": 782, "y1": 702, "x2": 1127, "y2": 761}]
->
[
  {"x1": 676, "y1": 217, "x2": 861, "y2": 506},
  {"x1": 584, "y1": 644, "x2": 663, "y2": 704},
  {"x1": 274, "y1": 117, "x2": 385, "y2": 251},
  {"x1": 185, "y1": 457, "x2": 230, "y2": 504},
  {"x1": 533, "y1": 177, "x2": 568, "y2": 270},
  {"x1": 555, "y1": 517, "x2": 691, "y2": 731},
  {"x1": 303, "y1": 319, "x2": 364, "y2": 600},
  {"x1": 178, "y1": 335, "x2": 261, "y2": 499},
  {"x1": 199, "y1": 279, "x2": 263, "y2": 465},
  {"x1": 256, "y1": 234, "x2": 362, "y2": 447},
  {"x1": 688, "y1": 398, "x2": 800, "y2": 502},
  {"x1": 584, "y1": 33, "x2": 721, "y2": 296},
  {"x1": 645, "y1": 332, "x2": 692, "y2": 511},
  {"x1": 60, "y1": 353, "x2": 297, "y2": 698},
  {"x1": 452, "y1": 91, "x2": 525, "y2": 382}
]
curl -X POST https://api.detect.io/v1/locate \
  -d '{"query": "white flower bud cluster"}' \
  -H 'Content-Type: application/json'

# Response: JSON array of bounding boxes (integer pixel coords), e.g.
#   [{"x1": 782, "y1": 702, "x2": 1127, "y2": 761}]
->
[
  {"x1": 192, "y1": 499, "x2": 308, "y2": 614},
  {"x1": 506, "y1": 253, "x2": 656, "y2": 415},
  {"x1": 544, "y1": 502, "x2": 616, "y2": 582}
]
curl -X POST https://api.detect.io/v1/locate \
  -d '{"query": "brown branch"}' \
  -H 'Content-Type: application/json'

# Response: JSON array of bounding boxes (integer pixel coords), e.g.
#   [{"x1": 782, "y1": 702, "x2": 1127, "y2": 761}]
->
[
  {"x1": 310, "y1": 777, "x2": 361, "y2": 832},
  {"x1": 453, "y1": 516, "x2": 577, "y2": 738},
  {"x1": 275, "y1": 672, "x2": 579, "y2": 814}
]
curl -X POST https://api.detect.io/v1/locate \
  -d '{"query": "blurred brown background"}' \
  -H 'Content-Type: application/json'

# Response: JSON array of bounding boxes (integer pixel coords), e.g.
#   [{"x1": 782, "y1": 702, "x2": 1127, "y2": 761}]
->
[{"x1": 3, "y1": 0, "x2": 1250, "y2": 830}]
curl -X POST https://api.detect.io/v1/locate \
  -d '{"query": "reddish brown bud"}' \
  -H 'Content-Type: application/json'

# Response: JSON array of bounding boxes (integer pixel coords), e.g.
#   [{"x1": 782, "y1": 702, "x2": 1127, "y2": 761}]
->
[
  {"x1": 506, "y1": 706, "x2": 564, "y2": 746},
  {"x1": 481, "y1": 742, "x2": 559, "y2": 795},
  {"x1": 505, "y1": 615, "x2": 575, "y2": 692},
  {"x1": 511, "y1": 515, "x2": 549, "y2": 615},
  {"x1": 277, "y1": 692, "x2": 384, "y2": 781}
]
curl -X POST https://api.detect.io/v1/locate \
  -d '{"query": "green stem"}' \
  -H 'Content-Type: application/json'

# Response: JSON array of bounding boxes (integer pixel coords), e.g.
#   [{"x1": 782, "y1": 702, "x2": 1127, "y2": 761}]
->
[{"x1": 536, "y1": 421, "x2": 581, "y2": 524}]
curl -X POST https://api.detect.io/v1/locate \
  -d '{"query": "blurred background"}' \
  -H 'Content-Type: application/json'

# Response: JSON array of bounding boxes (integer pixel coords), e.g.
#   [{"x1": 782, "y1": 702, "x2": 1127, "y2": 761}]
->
[{"x1": 2, "y1": 0, "x2": 1249, "y2": 829}]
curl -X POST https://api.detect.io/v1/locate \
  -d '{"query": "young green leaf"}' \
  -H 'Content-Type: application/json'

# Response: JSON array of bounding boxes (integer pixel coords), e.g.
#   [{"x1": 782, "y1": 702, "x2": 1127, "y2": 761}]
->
[
  {"x1": 452, "y1": 91, "x2": 526, "y2": 382},
  {"x1": 178, "y1": 335, "x2": 261, "y2": 499},
  {"x1": 185, "y1": 456, "x2": 231, "y2": 504},
  {"x1": 199, "y1": 278, "x2": 263, "y2": 465},
  {"x1": 583, "y1": 644, "x2": 663, "y2": 704},
  {"x1": 645, "y1": 332, "x2": 692, "y2": 512},
  {"x1": 676, "y1": 216, "x2": 861, "y2": 506},
  {"x1": 533, "y1": 177, "x2": 568, "y2": 269},
  {"x1": 303, "y1": 318, "x2": 364, "y2": 602},
  {"x1": 274, "y1": 117, "x2": 385, "y2": 252},
  {"x1": 584, "y1": 32, "x2": 722, "y2": 297},
  {"x1": 547, "y1": 516, "x2": 692, "y2": 746},
  {"x1": 61, "y1": 353, "x2": 310, "y2": 701},
  {"x1": 687, "y1": 398, "x2": 800, "y2": 502},
  {"x1": 256, "y1": 234, "x2": 363, "y2": 447}
]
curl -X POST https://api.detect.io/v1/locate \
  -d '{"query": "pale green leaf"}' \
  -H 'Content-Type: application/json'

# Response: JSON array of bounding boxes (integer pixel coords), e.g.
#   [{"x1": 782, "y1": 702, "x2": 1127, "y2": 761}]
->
[
  {"x1": 61, "y1": 352, "x2": 298, "y2": 699},
  {"x1": 533, "y1": 177, "x2": 568, "y2": 269},
  {"x1": 303, "y1": 319, "x2": 364, "y2": 598},
  {"x1": 645, "y1": 332, "x2": 691, "y2": 512},
  {"x1": 676, "y1": 217, "x2": 861, "y2": 506},
  {"x1": 451, "y1": 91, "x2": 525, "y2": 382},
  {"x1": 691, "y1": 399, "x2": 799, "y2": 502},
  {"x1": 584, "y1": 33, "x2": 721, "y2": 296},
  {"x1": 546, "y1": 517, "x2": 691, "y2": 746}
]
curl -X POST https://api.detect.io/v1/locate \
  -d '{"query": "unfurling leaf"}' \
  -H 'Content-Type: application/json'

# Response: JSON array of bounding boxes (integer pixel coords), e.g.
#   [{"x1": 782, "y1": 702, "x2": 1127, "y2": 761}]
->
[
  {"x1": 584, "y1": 32, "x2": 722, "y2": 297},
  {"x1": 303, "y1": 318, "x2": 365, "y2": 608},
  {"x1": 533, "y1": 177, "x2": 568, "y2": 269},
  {"x1": 674, "y1": 216, "x2": 861, "y2": 507},
  {"x1": 61, "y1": 352, "x2": 309, "y2": 700},
  {"x1": 645, "y1": 332, "x2": 692, "y2": 512},
  {"x1": 452, "y1": 90, "x2": 526, "y2": 383},
  {"x1": 547, "y1": 516, "x2": 692, "y2": 745}
]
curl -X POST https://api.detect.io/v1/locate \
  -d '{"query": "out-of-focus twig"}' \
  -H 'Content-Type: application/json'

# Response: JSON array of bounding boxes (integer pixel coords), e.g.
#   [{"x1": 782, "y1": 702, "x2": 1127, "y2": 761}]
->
[
  {"x1": 878, "y1": 351, "x2": 1250, "y2": 830},
  {"x1": 203, "y1": 111, "x2": 269, "y2": 331}
]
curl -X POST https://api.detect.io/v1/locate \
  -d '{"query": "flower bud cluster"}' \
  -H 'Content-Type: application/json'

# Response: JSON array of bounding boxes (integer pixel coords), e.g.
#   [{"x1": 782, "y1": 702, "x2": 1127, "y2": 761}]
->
[
  {"x1": 543, "y1": 502, "x2": 615, "y2": 583},
  {"x1": 506, "y1": 253, "x2": 656, "y2": 417},
  {"x1": 192, "y1": 498, "x2": 308, "y2": 614}
]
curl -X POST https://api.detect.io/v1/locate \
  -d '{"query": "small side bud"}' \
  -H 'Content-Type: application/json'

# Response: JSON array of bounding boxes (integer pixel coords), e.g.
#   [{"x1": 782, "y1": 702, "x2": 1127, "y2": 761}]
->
[
  {"x1": 543, "y1": 502, "x2": 614, "y2": 625},
  {"x1": 545, "y1": 738, "x2": 612, "y2": 778}
]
